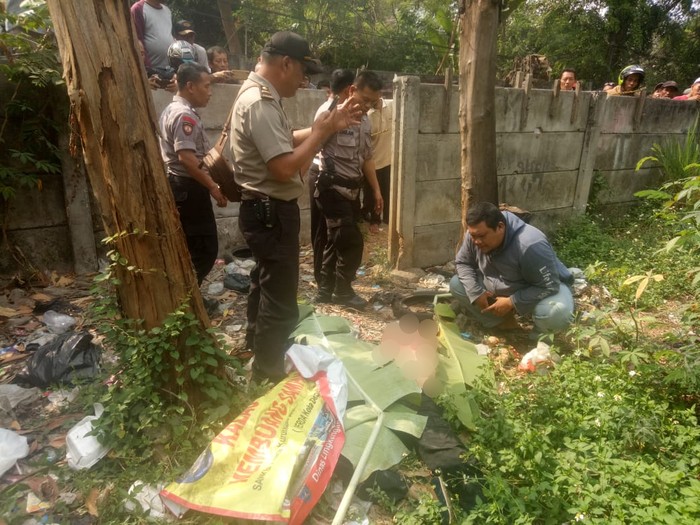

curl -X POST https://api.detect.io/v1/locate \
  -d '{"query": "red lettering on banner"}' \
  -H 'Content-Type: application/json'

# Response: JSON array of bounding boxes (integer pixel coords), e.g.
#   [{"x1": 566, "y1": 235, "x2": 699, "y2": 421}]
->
[{"x1": 212, "y1": 400, "x2": 259, "y2": 447}]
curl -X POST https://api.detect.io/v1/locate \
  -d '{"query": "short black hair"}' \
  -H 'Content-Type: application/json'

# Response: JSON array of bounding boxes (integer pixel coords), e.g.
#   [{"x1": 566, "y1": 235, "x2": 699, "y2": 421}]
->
[
  {"x1": 316, "y1": 79, "x2": 330, "y2": 89},
  {"x1": 561, "y1": 68, "x2": 576, "y2": 77},
  {"x1": 355, "y1": 70, "x2": 383, "y2": 92},
  {"x1": 176, "y1": 63, "x2": 209, "y2": 90},
  {"x1": 466, "y1": 202, "x2": 505, "y2": 229},
  {"x1": 330, "y1": 69, "x2": 355, "y2": 95}
]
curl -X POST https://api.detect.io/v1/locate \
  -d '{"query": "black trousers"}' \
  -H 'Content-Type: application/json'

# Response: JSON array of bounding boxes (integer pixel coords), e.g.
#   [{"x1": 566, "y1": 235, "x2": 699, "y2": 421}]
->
[
  {"x1": 239, "y1": 198, "x2": 300, "y2": 381},
  {"x1": 315, "y1": 189, "x2": 364, "y2": 297},
  {"x1": 169, "y1": 176, "x2": 218, "y2": 286},
  {"x1": 361, "y1": 164, "x2": 390, "y2": 224},
  {"x1": 308, "y1": 166, "x2": 326, "y2": 287}
]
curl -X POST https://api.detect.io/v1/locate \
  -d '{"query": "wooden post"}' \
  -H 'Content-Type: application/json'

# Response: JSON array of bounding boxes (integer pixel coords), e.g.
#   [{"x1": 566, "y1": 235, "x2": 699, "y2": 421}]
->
[
  {"x1": 458, "y1": 0, "x2": 500, "y2": 232},
  {"x1": 390, "y1": 76, "x2": 420, "y2": 270},
  {"x1": 46, "y1": 0, "x2": 209, "y2": 331}
]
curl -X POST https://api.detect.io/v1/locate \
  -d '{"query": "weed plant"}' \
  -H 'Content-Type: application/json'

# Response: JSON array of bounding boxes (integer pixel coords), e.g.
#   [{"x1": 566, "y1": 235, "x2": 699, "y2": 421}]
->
[{"x1": 463, "y1": 359, "x2": 700, "y2": 524}]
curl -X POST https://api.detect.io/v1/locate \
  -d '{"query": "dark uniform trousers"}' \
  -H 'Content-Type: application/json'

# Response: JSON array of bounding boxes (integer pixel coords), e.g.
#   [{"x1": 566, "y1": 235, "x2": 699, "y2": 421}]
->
[
  {"x1": 239, "y1": 198, "x2": 300, "y2": 381},
  {"x1": 308, "y1": 165, "x2": 326, "y2": 286},
  {"x1": 362, "y1": 165, "x2": 390, "y2": 225},
  {"x1": 168, "y1": 175, "x2": 218, "y2": 286},
  {"x1": 315, "y1": 188, "x2": 364, "y2": 298}
]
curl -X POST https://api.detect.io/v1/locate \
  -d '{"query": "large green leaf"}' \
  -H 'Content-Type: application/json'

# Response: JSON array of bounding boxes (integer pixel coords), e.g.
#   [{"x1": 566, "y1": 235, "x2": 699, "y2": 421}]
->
[
  {"x1": 289, "y1": 311, "x2": 426, "y2": 482},
  {"x1": 433, "y1": 319, "x2": 493, "y2": 430},
  {"x1": 342, "y1": 403, "x2": 427, "y2": 482}
]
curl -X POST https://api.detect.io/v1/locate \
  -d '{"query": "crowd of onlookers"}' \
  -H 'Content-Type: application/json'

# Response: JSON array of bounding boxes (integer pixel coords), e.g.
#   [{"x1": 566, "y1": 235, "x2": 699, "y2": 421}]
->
[{"x1": 559, "y1": 65, "x2": 700, "y2": 101}]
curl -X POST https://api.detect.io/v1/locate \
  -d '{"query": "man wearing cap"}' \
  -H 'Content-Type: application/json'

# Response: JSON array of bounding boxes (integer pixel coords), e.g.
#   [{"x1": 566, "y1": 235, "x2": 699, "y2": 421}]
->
[
  {"x1": 651, "y1": 81, "x2": 680, "y2": 99},
  {"x1": 231, "y1": 31, "x2": 361, "y2": 383},
  {"x1": 673, "y1": 78, "x2": 700, "y2": 101},
  {"x1": 158, "y1": 63, "x2": 227, "y2": 287},
  {"x1": 131, "y1": 0, "x2": 174, "y2": 72},
  {"x1": 173, "y1": 20, "x2": 209, "y2": 72}
]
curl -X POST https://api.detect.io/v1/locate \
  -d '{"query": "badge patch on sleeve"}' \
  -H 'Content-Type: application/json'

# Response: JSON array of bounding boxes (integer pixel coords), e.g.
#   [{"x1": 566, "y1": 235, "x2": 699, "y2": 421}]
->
[{"x1": 181, "y1": 115, "x2": 197, "y2": 136}]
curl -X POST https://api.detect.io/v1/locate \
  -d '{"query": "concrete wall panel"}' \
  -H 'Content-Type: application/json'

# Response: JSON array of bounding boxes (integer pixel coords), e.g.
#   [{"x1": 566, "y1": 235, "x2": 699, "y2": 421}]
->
[
  {"x1": 496, "y1": 132, "x2": 584, "y2": 175},
  {"x1": 416, "y1": 134, "x2": 461, "y2": 181},
  {"x1": 5, "y1": 176, "x2": 66, "y2": 230},
  {"x1": 412, "y1": 221, "x2": 462, "y2": 268},
  {"x1": 595, "y1": 168, "x2": 663, "y2": 204},
  {"x1": 594, "y1": 133, "x2": 686, "y2": 171},
  {"x1": 600, "y1": 96, "x2": 699, "y2": 134},
  {"x1": 414, "y1": 179, "x2": 462, "y2": 227},
  {"x1": 498, "y1": 171, "x2": 578, "y2": 210}
]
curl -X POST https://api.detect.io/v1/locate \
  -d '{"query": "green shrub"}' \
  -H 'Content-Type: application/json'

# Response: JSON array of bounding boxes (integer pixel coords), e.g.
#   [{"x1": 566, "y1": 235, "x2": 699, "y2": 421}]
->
[{"x1": 463, "y1": 358, "x2": 700, "y2": 524}]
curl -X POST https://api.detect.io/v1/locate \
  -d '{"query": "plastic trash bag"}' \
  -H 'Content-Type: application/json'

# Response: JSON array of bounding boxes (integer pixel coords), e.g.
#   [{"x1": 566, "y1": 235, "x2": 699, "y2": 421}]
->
[
  {"x1": 66, "y1": 403, "x2": 110, "y2": 470},
  {"x1": 0, "y1": 428, "x2": 29, "y2": 477},
  {"x1": 0, "y1": 384, "x2": 41, "y2": 414},
  {"x1": 42, "y1": 310, "x2": 77, "y2": 334},
  {"x1": 223, "y1": 273, "x2": 251, "y2": 293},
  {"x1": 24, "y1": 332, "x2": 101, "y2": 387}
]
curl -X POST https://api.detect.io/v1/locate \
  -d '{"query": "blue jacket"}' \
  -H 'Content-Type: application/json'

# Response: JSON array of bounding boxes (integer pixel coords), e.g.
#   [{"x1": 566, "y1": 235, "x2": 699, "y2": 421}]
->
[{"x1": 455, "y1": 212, "x2": 572, "y2": 314}]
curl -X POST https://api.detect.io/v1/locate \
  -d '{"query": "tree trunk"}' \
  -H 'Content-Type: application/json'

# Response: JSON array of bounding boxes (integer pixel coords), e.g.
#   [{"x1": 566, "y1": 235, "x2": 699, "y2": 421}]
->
[
  {"x1": 458, "y1": 0, "x2": 500, "y2": 232},
  {"x1": 46, "y1": 0, "x2": 209, "y2": 332},
  {"x1": 217, "y1": 0, "x2": 242, "y2": 59}
]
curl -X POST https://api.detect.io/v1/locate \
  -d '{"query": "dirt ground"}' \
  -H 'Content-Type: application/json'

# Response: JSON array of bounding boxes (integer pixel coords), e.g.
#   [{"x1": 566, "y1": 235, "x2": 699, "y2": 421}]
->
[{"x1": 1, "y1": 224, "x2": 683, "y2": 522}]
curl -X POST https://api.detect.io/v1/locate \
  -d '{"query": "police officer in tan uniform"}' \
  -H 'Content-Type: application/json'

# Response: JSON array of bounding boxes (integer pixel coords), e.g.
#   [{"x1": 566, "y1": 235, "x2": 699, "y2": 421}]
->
[
  {"x1": 313, "y1": 70, "x2": 384, "y2": 309},
  {"x1": 159, "y1": 63, "x2": 227, "y2": 286},
  {"x1": 231, "y1": 31, "x2": 361, "y2": 382}
]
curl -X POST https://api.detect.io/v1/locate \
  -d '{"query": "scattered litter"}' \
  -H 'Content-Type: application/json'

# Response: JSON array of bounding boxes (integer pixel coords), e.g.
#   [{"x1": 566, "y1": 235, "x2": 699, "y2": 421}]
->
[
  {"x1": 24, "y1": 332, "x2": 101, "y2": 387},
  {"x1": 207, "y1": 282, "x2": 225, "y2": 296},
  {"x1": 124, "y1": 481, "x2": 171, "y2": 520},
  {"x1": 225, "y1": 324, "x2": 243, "y2": 335},
  {"x1": 372, "y1": 284, "x2": 380, "y2": 289},
  {"x1": 418, "y1": 273, "x2": 449, "y2": 290},
  {"x1": 0, "y1": 428, "x2": 29, "y2": 477},
  {"x1": 26, "y1": 492, "x2": 53, "y2": 513},
  {"x1": 475, "y1": 343, "x2": 490, "y2": 355},
  {"x1": 0, "y1": 345, "x2": 20, "y2": 357},
  {"x1": 224, "y1": 257, "x2": 255, "y2": 277},
  {"x1": 0, "y1": 384, "x2": 41, "y2": 412},
  {"x1": 65, "y1": 403, "x2": 110, "y2": 470},
  {"x1": 42, "y1": 310, "x2": 77, "y2": 334},
  {"x1": 518, "y1": 342, "x2": 551, "y2": 372},
  {"x1": 223, "y1": 273, "x2": 251, "y2": 293},
  {"x1": 460, "y1": 332, "x2": 472, "y2": 341},
  {"x1": 47, "y1": 387, "x2": 80, "y2": 408}
]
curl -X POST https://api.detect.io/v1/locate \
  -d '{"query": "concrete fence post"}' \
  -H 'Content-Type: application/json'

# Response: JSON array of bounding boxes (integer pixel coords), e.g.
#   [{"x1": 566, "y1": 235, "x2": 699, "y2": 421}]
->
[
  {"x1": 389, "y1": 76, "x2": 420, "y2": 269},
  {"x1": 58, "y1": 130, "x2": 98, "y2": 274},
  {"x1": 572, "y1": 93, "x2": 606, "y2": 213}
]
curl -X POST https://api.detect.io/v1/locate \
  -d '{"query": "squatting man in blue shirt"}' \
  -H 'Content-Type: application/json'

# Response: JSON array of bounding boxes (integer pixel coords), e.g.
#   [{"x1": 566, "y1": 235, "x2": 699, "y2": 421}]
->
[{"x1": 449, "y1": 202, "x2": 575, "y2": 338}]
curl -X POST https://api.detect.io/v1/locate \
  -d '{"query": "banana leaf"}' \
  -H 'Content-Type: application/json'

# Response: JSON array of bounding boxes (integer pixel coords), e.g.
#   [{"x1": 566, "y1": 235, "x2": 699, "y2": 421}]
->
[
  {"x1": 289, "y1": 309, "x2": 426, "y2": 482},
  {"x1": 433, "y1": 317, "x2": 493, "y2": 430}
]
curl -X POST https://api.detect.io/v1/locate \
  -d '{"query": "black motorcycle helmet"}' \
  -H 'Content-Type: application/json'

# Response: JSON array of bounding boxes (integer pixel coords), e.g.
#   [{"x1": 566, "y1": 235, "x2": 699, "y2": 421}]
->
[{"x1": 618, "y1": 65, "x2": 645, "y2": 86}]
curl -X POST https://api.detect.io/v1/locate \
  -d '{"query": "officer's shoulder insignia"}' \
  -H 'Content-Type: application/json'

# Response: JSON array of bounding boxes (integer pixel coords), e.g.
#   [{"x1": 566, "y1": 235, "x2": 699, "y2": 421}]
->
[
  {"x1": 181, "y1": 115, "x2": 196, "y2": 136},
  {"x1": 259, "y1": 85, "x2": 274, "y2": 101}
]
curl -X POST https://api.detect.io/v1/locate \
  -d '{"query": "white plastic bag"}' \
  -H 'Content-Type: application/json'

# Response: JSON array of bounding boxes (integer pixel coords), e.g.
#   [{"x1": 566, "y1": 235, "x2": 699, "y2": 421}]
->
[
  {"x1": 0, "y1": 428, "x2": 29, "y2": 477},
  {"x1": 65, "y1": 403, "x2": 110, "y2": 469}
]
